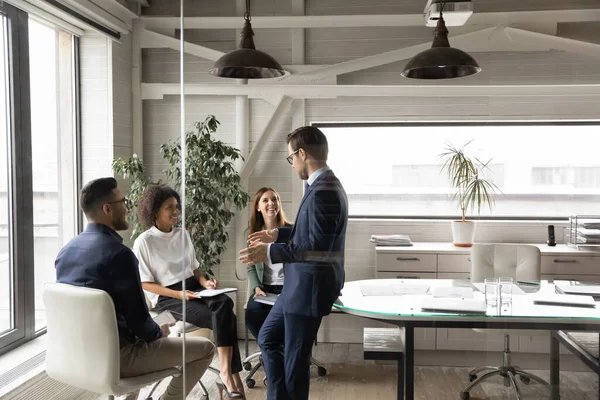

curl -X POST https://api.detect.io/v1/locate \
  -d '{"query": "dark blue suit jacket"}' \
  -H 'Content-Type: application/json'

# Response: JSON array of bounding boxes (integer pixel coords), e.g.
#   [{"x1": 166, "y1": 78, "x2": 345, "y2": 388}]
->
[
  {"x1": 55, "y1": 223, "x2": 162, "y2": 345},
  {"x1": 269, "y1": 170, "x2": 348, "y2": 317}
]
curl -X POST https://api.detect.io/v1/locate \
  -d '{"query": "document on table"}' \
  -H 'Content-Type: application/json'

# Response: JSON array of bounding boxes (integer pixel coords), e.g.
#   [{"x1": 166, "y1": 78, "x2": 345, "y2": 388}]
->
[
  {"x1": 194, "y1": 288, "x2": 238, "y2": 297},
  {"x1": 432, "y1": 286, "x2": 474, "y2": 299},
  {"x1": 360, "y1": 282, "x2": 430, "y2": 296},
  {"x1": 472, "y1": 282, "x2": 526, "y2": 295}
]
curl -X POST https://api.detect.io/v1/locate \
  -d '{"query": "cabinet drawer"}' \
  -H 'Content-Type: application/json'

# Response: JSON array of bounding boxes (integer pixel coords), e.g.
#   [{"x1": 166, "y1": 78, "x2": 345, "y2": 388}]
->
[
  {"x1": 376, "y1": 253, "x2": 436, "y2": 272},
  {"x1": 541, "y1": 255, "x2": 600, "y2": 275},
  {"x1": 376, "y1": 272, "x2": 437, "y2": 279},
  {"x1": 437, "y1": 272, "x2": 470, "y2": 280},
  {"x1": 438, "y1": 254, "x2": 471, "y2": 273}
]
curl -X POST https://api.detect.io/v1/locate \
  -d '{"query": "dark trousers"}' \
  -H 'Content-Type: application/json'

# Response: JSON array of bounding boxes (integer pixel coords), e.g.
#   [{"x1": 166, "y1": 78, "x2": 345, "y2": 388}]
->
[
  {"x1": 157, "y1": 277, "x2": 242, "y2": 374},
  {"x1": 258, "y1": 298, "x2": 322, "y2": 400},
  {"x1": 245, "y1": 284, "x2": 283, "y2": 340}
]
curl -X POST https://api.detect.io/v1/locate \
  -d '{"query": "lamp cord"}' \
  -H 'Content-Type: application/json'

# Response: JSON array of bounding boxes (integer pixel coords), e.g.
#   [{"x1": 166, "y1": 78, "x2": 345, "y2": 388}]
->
[{"x1": 245, "y1": 0, "x2": 251, "y2": 21}]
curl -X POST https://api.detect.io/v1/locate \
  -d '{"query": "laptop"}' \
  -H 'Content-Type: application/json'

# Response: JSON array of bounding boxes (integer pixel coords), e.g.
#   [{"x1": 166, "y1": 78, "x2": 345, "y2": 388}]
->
[
  {"x1": 554, "y1": 281, "x2": 600, "y2": 296},
  {"x1": 421, "y1": 297, "x2": 486, "y2": 313},
  {"x1": 533, "y1": 294, "x2": 596, "y2": 308},
  {"x1": 253, "y1": 292, "x2": 279, "y2": 306}
]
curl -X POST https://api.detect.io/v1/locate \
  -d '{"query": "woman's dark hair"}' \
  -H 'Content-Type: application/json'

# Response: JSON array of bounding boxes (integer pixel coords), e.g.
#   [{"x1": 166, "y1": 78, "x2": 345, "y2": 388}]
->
[
  {"x1": 249, "y1": 187, "x2": 289, "y2": 234},
  {"x1": 136, "y1": 185, "x2": 181, "y2": 229}
]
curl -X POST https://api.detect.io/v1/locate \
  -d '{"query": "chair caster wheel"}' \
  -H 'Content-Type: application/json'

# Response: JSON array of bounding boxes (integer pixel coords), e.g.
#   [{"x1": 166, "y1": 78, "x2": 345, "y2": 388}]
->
[
  {"x1": 468, "y1": 373, "x2": 477, "y2": 382},
  {"x1": 243, "y1": 361, "x2": 252, "y2": 371},
  {"x1": 519, "y1": 375, "x2": 531, "y2": 385},
  {"x1": 318, "y1": 367, "x2": 327, "y2": 376},
  {"x1": 263, "y1": 377, "x2": 268, "y2": 387},
  {"x1": 460, "y1": 391, "x2": 470, "y2": 400},
  {"x1": 246, "y1": 378, "x2": 256, "y2": 388}
]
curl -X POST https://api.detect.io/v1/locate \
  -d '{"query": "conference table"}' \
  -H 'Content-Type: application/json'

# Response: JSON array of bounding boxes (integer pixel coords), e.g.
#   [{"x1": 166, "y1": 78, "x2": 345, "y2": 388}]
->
[{"x1": 333, "y1": 279, "x2": 600, "y2": 400}]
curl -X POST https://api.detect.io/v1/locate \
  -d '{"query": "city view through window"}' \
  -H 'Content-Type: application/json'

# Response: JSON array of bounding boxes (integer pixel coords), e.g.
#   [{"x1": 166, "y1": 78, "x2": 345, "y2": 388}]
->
[{"x1": 322, "y1": 124, "x2": 600, "y2": 218}]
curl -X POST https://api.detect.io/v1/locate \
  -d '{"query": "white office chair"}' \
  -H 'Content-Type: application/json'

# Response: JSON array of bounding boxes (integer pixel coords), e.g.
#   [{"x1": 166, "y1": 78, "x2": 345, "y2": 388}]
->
[
  {"x1": 460, "y1": 244, "x2": 550, "y2": 400},
  {"x1": 43, "y1": 283, "x2": 180, "y2": 400}
]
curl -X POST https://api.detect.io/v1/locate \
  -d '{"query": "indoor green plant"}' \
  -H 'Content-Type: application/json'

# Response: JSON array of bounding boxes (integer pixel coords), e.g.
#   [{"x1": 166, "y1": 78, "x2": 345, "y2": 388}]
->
[
  {"x1": 112, "y1": 115, "x2": 250, "y2": 276},
  {"x1": 439, "y1": 140, "x2": 500, "y2": 247}
]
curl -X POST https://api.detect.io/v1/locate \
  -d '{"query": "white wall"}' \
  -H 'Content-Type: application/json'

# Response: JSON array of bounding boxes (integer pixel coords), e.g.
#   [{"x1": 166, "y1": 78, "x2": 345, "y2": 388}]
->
[{"x1": 140, "y1": 0, "x2": 600, "y2": 340}]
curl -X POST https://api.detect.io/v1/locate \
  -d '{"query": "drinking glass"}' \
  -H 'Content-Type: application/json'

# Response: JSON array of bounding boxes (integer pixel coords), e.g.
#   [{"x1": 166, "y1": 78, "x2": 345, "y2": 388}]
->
[
  {"x1": 484, "y1": 278, "x2": 499, "y2": 309},
  {"x1": 499, "y1": 277, "x2": 513, "y2": 307}
]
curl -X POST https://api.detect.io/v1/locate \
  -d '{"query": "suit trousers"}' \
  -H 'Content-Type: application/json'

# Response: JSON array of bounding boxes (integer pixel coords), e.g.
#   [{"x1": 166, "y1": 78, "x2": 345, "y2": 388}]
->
[
  {"x1": 120, "y1": 336, "x2": 215, "y2": 400},
  {"x1": 157, "y1": 277, "x2": 243, "y2": 374},
  {"x1": 258, "y1": 298, "x2": 323, "y2": 400}
]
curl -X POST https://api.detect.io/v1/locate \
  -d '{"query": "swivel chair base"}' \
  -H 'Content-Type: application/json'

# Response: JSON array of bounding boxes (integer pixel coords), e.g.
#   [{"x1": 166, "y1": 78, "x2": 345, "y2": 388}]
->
[{"x1": 459, "y1": 335, "x2": 549, "y2": 400}]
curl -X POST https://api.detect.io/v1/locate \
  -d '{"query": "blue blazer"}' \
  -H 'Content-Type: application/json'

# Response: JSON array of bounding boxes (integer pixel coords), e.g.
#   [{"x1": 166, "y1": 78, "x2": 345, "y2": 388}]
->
[
  {"x1": 55, "y1": 223, "x2": 162, "y2": 345},
  {"x1": 269, "y1": 170, "x2": 348, "y2": 317}
]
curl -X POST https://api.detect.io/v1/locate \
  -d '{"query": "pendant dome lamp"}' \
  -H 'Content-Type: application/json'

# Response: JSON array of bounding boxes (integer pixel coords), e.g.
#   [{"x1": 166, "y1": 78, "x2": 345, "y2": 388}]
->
[
  {"x1": 209, "y1": 0, "x2": 289, "y2": 79},
  {"x1": 401, "y1": 3, "x2": 481, "y2": 79}
]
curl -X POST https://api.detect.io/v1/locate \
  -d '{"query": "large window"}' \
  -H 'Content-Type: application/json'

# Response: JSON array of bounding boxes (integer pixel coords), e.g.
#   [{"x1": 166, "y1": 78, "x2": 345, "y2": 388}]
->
[
  {"x1": 321, "y1": 123, "x2": 600, "y2": 219},
  {"x1": 0, "y1": 2, "x2": 78, "y2": 354}
]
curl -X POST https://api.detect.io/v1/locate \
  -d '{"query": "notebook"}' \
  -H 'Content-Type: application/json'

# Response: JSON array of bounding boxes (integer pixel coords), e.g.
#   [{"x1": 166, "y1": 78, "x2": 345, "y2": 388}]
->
[
  {"x1": 421, "y1": 297, "x2": 486, "y2": 313},
  {"x1": 194, "y1": 288, "x2": 238, "y2": 298},
  {"x1": 533, "y1": 294, "x2": 596, "y2": 308}
]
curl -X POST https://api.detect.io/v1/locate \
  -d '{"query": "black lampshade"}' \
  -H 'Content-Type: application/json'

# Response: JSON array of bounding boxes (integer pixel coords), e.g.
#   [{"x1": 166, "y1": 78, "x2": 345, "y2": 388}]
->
[
  {"x1": 209, "y1": 19, "x2": 289, "y2": 79},
  {"x1": 401, "y1": 16, "x2": 481, "y2": 79}
]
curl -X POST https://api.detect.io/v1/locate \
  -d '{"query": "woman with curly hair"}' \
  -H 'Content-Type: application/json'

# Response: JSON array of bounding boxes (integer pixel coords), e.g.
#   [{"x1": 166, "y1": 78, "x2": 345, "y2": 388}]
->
[
  {"x1": 245, "y1": 187, "x2": 291, "y2": 340},
  {"x1": 132, "y1": 185, "x2": 244, "y2": 399}
]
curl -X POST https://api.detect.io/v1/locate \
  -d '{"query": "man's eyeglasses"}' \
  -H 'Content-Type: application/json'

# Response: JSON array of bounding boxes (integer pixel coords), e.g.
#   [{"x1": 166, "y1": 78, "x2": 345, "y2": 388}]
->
[
  {"x1": 107, "y1": 198, "x2": 133, "y2": 209},
  {"x1": 286, "y1": 149, "x2": 300, "y2": 165}
]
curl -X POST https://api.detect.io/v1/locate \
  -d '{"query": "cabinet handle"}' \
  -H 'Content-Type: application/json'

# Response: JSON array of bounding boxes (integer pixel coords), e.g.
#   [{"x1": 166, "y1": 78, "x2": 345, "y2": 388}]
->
[
  {"x1": 397, "y1": 275, "x2": 420, "y2": 279},
  {"x1": 553, "y1": 259, "x2": 578, "y2": 264},
  {"x1": 396, "y1": 257, "x2": 419, "y2": 261}
]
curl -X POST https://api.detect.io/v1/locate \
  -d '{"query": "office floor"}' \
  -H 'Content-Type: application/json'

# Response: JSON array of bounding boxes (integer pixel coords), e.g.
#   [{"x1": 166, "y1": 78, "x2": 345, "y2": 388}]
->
[{"x1": 133, "y1": 341, "x2": 599, "y2": 400}]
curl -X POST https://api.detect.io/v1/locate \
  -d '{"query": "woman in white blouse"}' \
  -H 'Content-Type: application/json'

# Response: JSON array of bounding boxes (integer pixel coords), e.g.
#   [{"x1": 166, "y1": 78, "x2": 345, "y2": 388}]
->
[
  {"x1": 245, "y1": 187, "x2": 291, "y2": 340},
  {"x1": 133, "y1": 185, "x2": 244, "y2": 399}
]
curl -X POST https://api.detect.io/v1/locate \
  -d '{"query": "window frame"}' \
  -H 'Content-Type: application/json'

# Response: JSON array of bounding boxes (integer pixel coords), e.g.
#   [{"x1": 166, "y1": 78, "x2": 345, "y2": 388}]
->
[
  {"x1": 0, "y1": 2, "x2": 81, "y2": 356},
  {"x1": 314, "y1": 120, "x2": 600, "y2": 221}
]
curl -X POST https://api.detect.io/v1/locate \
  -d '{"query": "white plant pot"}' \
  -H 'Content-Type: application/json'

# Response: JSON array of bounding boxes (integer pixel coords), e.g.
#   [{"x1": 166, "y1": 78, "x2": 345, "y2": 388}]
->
[{"x1": 451, "y1": 220, "x2": 476, "y2": 247}]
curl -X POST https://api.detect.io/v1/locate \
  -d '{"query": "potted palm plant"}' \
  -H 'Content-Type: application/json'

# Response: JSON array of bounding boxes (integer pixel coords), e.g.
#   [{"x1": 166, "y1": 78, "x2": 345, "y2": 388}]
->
[{"x1": 439, "y1": 140, "x2": 500, "y2": 247}]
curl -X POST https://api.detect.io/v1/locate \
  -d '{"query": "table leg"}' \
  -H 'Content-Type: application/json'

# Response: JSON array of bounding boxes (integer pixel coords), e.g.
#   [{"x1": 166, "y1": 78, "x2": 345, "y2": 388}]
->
[
  {"x1": 550, "y1": 331, "x2": 560, "y2": 400},
  {"x1": 398, "y1": 357, "x2": 405, "y2": 400},
  {"x1": 404, "y1": 326, "x2": 414, "y2": 400}
]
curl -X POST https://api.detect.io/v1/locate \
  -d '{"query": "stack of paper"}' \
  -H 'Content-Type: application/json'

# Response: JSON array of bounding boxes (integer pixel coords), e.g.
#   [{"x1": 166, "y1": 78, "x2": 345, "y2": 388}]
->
[
  {"x1": 369, "y1": 234, "x2": 413, "y2": 246},
  {"x1": 577, "y1": 228, "x2": 600, "y2": 244}
]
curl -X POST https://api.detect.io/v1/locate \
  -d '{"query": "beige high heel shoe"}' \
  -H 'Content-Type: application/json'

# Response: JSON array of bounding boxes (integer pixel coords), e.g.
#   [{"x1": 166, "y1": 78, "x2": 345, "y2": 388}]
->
[{"x1": 215, "y1": 381, "x2": 244, "y2": 399}]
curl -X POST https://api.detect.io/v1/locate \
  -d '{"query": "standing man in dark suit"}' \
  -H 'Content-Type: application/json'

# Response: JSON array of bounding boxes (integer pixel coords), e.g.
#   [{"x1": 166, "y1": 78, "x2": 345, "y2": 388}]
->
[{"x1": 239, "y1": 126, "x2": 348, "y2": 400}]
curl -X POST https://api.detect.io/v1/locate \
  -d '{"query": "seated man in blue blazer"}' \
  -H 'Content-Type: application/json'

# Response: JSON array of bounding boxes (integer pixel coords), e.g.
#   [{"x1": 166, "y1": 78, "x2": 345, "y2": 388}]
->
[
  {"x1": 240, "y1": 126, "x2": 349, "y2": 400},
  {"x1": 55, "y1": 177, "x2": 215, "y2": 400}
]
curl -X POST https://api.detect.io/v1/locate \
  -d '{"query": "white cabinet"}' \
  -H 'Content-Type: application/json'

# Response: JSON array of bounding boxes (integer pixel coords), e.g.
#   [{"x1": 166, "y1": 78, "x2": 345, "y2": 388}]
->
[{"x1": 375, "y1": 243, "x2": 600, "y2": 354}]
